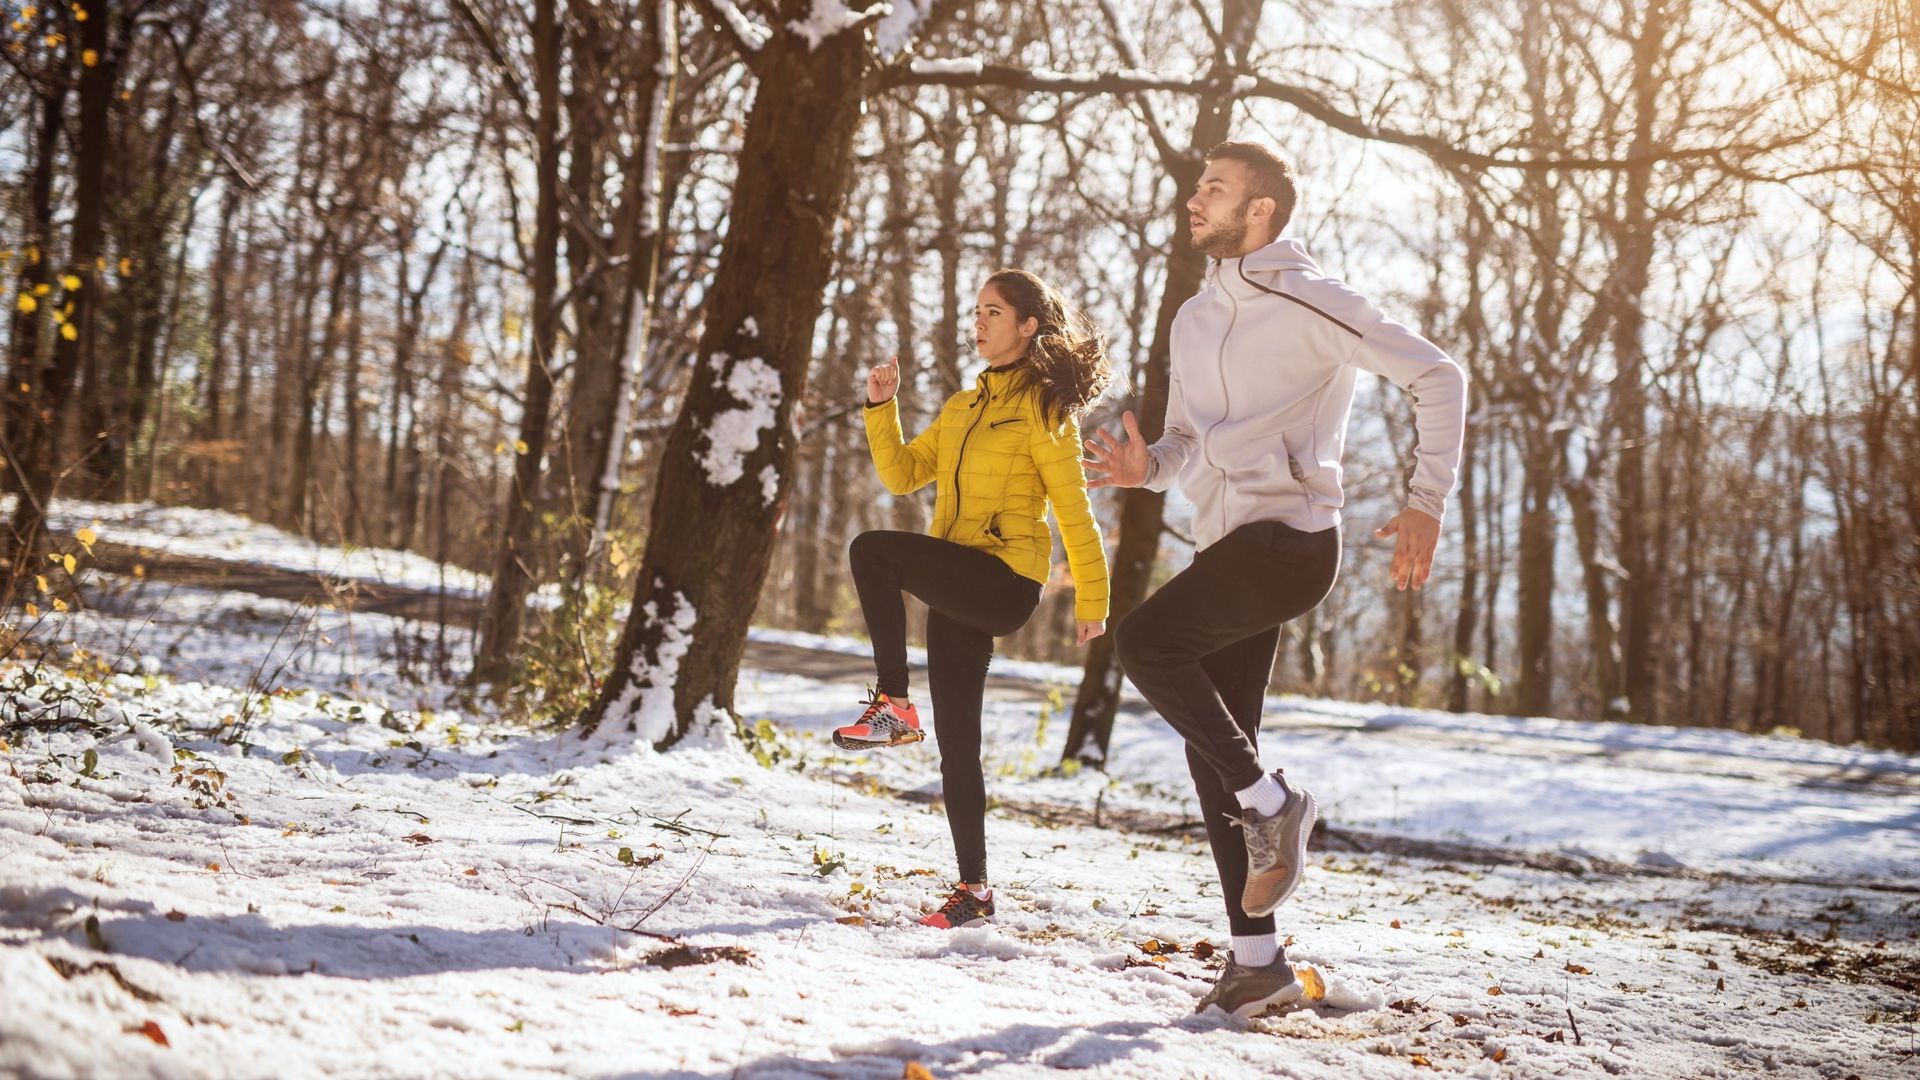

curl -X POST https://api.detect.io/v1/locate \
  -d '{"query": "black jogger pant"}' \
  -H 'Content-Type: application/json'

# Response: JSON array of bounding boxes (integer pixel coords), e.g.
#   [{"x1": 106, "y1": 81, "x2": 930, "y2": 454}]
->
[
  {"x1": 849, "y1": 530, "x2": 1042, "y2": 882},
  {"x1": 1115, "y1": 519, "x2": 1341, "y2": 935}
]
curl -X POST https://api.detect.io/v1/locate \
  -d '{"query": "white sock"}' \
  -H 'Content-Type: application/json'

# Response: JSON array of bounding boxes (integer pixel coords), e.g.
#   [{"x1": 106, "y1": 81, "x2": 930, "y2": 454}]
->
[
  {"x1": 969, "y1": 885, "x2": 991, "y2": 900},
  {"x1": 1232, "y1": 933, "x2": 1280, "y2": 967},
  {"x1": 1234, "y1": 772, "x2": 1287, "y2": 818}
]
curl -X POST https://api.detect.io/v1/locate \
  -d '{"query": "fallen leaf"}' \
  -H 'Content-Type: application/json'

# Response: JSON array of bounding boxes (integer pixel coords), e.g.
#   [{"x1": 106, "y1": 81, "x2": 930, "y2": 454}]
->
[
  {"x1": 1545, "y1": 1030, "x2": 1564, "y2": 1043},
  {"x1": 1715, "y1": 977, "x2": 1726, "y2": 991},
  {"x1": 206, "y1": 863, "x2": 220, "y2": 872},
  {"x1": 164, "y1": 910, "x2": 186, "y2": 922},
  {"x1": 1410, "y1": 1055, "x2": 1432, "y2": 1068},
  {"x1": 1487, "y1": 985, "x2": 1505, "y2": 996},
  {"x1": 1297, "y1": 964, "x2": 1327, "y2": 1002},
  {"x1": 402, "y1": 833, "x2": 435, "y2": 846},
  {"x1": 1390, "y1": 918, "x2": 1401, "y2": 928},
  {"x1": 464, "y1": 868, "x2": 480, "y2": 876},
  {"x1": 1706, "y1": 959, "x2": 1720, "y2": 970},
  {"x1": 1491, "y1": 1048, "x2": 1508, "y2": 1063},
  {"x1": 1532, "y1": 949, "x2": 1545, "y2": 959},
  {"x1": 1192, "y1": 940, "x2": 1216, "y2": 961},
  {"x1": 128, "y1": 1020, "x2": 169, "y2": 1047},
  {"x1": 903, "y1": 1062, "x2": 935, "y2": 1080},
  {"x1": 835, "y1": 915, "x2": 866, "y2": 927},
  {"x1": 1565, "y1": 963, "x2": 1591, "y2": 975}
]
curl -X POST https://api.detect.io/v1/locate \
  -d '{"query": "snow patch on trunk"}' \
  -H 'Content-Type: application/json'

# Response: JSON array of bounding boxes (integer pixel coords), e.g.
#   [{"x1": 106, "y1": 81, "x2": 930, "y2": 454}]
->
[
  {"x1": 708, "y1": 0, "x2": 770, "y2": 50},
  {"x1": 758, "y1": 464, "x2": 780, "y2": 507},
  {"x1": 786, "y1": 0, "x2": 876, "y2": 51},
  {"x1": 597, "y1": 584, "x2": 697, "y2": 747},
  {"x1": 698, "y1": 355, "x2": 782, "y2": 487},
  {"x1": 874, "y1": 0, "x2": 925, "y2": 55}
]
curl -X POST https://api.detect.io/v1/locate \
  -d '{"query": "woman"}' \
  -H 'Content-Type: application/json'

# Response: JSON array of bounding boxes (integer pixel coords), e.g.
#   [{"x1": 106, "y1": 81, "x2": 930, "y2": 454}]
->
[{"x1": 834, "y1": 268, "x2": 1114, "y2": 930}]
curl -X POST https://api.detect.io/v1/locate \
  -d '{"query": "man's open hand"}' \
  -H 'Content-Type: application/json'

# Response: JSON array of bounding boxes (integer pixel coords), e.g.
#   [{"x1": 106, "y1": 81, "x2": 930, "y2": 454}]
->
[
  {"x1": 1375, "y1": 508, "x2": 1441, "y2": 591},
  {"x1": 1084, "y1": 410, "x2": 1149, "y2": 490}
]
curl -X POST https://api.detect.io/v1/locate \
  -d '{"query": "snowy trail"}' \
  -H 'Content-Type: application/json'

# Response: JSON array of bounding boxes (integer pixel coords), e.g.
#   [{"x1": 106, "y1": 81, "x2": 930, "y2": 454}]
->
[{"x1": 2, "y1": 503, "x2": 1916, "y2": 1078}]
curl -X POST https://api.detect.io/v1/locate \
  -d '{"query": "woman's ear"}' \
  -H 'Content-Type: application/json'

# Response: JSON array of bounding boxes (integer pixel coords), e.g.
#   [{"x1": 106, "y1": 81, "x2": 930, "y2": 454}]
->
[{"x1": 1019, "y1": 316, "x2": 1039, "y2": 342}]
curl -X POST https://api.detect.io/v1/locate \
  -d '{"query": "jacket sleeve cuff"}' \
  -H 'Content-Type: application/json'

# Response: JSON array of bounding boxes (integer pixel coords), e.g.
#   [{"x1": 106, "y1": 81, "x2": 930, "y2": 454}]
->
[
  {"x1": 1407, "y1": 487, "x2": 1447, "y2": 526},
  {"x1": 1142, "y1": 445, "x2": 1174, "y2": 492}
]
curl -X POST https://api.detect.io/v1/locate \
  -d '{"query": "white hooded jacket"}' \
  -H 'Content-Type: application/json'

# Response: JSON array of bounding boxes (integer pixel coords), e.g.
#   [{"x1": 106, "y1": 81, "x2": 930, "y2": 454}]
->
[{"x1": 1143, "y1": 237, "x2": 1468, "y2": 551}]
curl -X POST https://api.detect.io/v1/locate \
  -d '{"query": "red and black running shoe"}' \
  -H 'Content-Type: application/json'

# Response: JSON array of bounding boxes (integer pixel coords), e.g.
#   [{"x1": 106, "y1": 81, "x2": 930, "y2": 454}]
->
[
  {"x1": 832, "y1": 688, "x2": 924, "y2": 751},
  {"x1": 920, "y1": 885, "x2": 994, "y2": 929}
]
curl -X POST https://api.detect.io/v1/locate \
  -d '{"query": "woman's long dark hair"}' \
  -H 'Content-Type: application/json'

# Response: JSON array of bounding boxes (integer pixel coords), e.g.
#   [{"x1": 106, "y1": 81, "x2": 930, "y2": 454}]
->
[{"x1": 985, "y1": 268, "x2": 1114, "y2": 425}]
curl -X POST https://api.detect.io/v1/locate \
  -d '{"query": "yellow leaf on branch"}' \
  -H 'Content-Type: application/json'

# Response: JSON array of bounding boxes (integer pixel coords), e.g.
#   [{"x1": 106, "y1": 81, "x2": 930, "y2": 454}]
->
[
  {"x1": 60, "y1": 274, "x2": 80, "y2": 290},
  {"x1": 60, "y1": 323, "x2": 75, "y2": 340},
  {"x1": 16, "y1": 294, "x2": 35, "y2": 313},
  {"x1": 62, "y1": 553, "x2": 76, "y2": 574}
]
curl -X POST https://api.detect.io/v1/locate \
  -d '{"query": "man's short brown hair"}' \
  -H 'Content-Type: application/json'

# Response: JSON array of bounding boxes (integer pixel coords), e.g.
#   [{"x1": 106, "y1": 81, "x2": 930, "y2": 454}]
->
[{"x1": 1205, "y1": 141, "x2": 1297, "y2": 234}]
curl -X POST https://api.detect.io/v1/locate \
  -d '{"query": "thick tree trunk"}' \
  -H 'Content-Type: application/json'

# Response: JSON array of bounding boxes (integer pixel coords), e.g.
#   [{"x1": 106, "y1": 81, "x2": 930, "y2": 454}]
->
[
  {"x1": 585, "y1": 5, "x2": 868, "y2": 748},
  {"x1": 556, "y1": 0, "x2": 676, "y2": 575},
  {"x1": 1514, "y1": 434, "x2": 1559, "y2": 716},
  {"x1": 475, "y1": 0, "x2": 566, "y2": 681},
  {"x1": 195, "y1": 184, "x2": 241, "y2": 507},
  {"x1": 1062, "y1": 0, "x2": 1267, "y2": 766},
  {"x1": 1610, "y1": 0, "x2": 1666, "y2": 724},
  {"x1": 1565, "y1": 467, "x2": 1622, "y2": 717},
  {"x1": 343, "y1": 267, "x2": 367, "y2": 541},
  {"x1": 2, "y1": 73, "x2": 69, "y2": 593},
  {"x1": 31, "y1": 0, "x2": 113, "y2": 521},
  {"x1": 291, "y1": 251, "x2": 349, "y2": 533}
]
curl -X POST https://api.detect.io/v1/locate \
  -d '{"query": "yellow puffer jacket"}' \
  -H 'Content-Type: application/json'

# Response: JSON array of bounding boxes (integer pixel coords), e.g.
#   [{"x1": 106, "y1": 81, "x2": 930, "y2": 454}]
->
[{"x1": 864, "y1": 364, "x2": 1110, "y2": 622}]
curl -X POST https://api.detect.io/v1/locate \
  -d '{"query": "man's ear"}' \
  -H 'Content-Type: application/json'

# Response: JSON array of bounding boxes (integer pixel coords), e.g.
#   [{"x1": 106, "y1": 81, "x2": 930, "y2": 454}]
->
[{"x1": 1249, "y1": 195, "x2": 1277, "y2": 229}]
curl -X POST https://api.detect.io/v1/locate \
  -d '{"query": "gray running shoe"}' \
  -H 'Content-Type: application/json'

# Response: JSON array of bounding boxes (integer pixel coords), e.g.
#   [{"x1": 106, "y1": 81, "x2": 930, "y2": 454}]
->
[
  {"x1": 1232, "y1": 772, "x2": 1318, "y2": 917},
  {"x1": 1194, "y1": 951, "x2": 1302, "y2": 1018}
]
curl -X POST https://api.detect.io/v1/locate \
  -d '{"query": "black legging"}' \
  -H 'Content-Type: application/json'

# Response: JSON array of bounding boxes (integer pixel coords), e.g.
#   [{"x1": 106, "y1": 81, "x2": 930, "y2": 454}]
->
[
  {"x1": 849, "y1": 530, "x2": 1042, "y2": 882},
  {"x1": 1115, "y1": 519, "x2": 1341, "y2": 935}
]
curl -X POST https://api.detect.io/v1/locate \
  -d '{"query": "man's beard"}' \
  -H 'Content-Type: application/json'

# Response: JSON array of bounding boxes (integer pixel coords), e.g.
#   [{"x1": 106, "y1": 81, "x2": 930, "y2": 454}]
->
[{"x1": 1192, "y1": 197, "x2": 1252, "y2": 259}]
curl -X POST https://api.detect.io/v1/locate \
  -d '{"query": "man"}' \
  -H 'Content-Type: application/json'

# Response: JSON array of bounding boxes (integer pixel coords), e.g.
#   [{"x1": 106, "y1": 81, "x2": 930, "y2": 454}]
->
[{"x1": 1084, "y1": 141, "x2": 1467, "y2": 1018}]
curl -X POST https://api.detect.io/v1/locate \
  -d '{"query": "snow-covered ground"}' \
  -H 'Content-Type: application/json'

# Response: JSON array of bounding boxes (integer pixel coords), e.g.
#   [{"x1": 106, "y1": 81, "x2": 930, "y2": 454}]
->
[
  {"x1": 26, "y1": 497, "x2": 493, "y2": 600},
  {"x1": 2, "y1": 505, "x2": 1916, "y2": 1078}
]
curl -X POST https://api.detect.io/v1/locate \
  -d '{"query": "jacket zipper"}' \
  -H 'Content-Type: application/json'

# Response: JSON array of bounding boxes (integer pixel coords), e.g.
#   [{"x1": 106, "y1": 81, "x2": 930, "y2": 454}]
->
[
  {"x1": 1203, "y1": 269, "x2": 1239, "y2": 539},
  {"x1": 945, "y1": 381, "x2": 992, "y2": 540}
]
